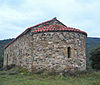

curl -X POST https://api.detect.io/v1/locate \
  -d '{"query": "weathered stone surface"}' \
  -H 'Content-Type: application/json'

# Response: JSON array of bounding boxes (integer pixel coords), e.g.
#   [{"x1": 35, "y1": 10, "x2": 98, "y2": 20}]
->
[{"x1": 4, "y1": 31, "x2": 86, "y2": 72}]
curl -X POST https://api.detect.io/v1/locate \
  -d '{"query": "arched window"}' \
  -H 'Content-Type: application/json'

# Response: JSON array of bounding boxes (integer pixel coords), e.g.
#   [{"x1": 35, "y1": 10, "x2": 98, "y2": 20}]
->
[{"x1": 68, "y1": 47, "x2": 71, "y2": 58}]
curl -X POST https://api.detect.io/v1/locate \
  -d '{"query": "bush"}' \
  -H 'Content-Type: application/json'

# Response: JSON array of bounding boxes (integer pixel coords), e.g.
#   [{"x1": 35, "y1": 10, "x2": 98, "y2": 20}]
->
[
  {"x1": 0, "y1": 56, "x2": 3, "y2": 68},
  {"x1": 90, "y1": 47, "x2": 100, "y2": 70}
]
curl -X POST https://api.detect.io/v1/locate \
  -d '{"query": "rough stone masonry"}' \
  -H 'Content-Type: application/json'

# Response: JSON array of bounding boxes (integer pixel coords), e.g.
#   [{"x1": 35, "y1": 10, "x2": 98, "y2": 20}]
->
[{"x1": 4, "y1": 17, "x2": 87, "y2": 72}]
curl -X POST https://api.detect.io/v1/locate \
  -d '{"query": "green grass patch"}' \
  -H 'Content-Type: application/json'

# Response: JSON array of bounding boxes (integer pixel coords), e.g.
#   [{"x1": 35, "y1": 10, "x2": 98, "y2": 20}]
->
[{"x1": 0, "y1": 70, "x2": 100, "y2": 85}]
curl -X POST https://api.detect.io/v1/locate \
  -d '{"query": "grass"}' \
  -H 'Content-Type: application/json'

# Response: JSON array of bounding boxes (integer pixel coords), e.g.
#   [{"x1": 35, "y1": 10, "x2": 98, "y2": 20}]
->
[{"x1": 0, "y1": 69, "x2": 100, "y2": 85}]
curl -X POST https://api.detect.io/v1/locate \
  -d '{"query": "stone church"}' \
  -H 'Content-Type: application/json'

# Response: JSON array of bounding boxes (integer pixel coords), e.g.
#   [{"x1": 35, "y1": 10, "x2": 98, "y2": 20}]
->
[{"x1": 4, "y1": 17, "x2": 87, "y2": 72}]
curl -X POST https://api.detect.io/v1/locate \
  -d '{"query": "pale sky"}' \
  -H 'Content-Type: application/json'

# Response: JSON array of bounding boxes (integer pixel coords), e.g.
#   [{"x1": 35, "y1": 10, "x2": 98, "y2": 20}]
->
[{"x1": 0, "y1": 0, "x2": 100, "y2": 40}]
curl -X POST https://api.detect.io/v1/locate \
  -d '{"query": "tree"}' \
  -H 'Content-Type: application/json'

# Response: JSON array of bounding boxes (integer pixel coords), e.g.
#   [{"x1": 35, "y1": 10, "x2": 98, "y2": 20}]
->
[
  {"x1": 90, "y1": 46, "x2": 100, "y2": 70},
  {"x1": 0, "y1": 56, "x2": 3, "y2": 68}
]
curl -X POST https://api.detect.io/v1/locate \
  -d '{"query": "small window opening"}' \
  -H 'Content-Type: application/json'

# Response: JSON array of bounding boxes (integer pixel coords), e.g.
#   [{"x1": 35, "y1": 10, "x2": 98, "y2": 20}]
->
[
  {"x1": 68, "y1": 47, "x2": 71, "y2": 58},
  {"x1": 7, "y1": 54, "x2": 8, "y2": 66}
]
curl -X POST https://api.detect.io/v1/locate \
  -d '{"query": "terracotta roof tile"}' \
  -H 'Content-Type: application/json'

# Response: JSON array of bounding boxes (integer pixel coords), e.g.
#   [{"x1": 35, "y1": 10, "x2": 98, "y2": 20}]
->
[{"x1": 31, "y1": 25, "x2": 87, "y2": 36}]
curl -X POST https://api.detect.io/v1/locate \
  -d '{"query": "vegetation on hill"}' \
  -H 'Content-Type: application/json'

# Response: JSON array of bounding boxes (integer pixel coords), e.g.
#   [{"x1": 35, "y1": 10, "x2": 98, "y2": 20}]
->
[
  {"x1": 0, "y1": 39, "x2": 13, "y2": 68},
  {"x1": 90, "y1": 47, "x2": 100, "y2": 69},
  {"x1": 0, "y1": 37, "x2": 100, "y2": 68},
  {"x1": 86, "y1": 37, "x2": 100, "y2": 68}
]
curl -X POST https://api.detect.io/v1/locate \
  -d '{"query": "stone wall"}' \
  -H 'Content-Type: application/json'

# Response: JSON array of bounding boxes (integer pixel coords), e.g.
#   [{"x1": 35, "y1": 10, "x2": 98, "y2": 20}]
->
[
  {"x1": 4, "y1": 31, "x2": 86, "y2": 72},
  {"x1": 4, "y1": 31, "x2": 33, "y2": 69},
  {"x1": 31, "y1": 32, "x2": 86, "y2": 72}
]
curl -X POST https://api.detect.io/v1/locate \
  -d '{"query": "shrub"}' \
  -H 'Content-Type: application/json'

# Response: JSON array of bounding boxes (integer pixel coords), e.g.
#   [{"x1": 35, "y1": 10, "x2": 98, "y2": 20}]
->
[{"x1": 90, "y1": 46, "x2": 100, "y2": 70}]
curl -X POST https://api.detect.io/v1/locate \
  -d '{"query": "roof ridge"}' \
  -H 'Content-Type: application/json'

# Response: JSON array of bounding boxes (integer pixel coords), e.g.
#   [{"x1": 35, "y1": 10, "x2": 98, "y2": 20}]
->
[
  {"x1": 55, "y1": 19, "x2": 67, "y2": 27},
  {"x1": 28, "y1": 17, "x2": 56, "y2": 29}
]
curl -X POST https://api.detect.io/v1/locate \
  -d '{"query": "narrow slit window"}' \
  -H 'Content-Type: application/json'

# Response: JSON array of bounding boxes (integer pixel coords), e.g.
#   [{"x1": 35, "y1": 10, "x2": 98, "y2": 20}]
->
[
  {"x1": 68, "y1": 47, "x2": 71, "y2": 58},
  {"x1": 7, "y1": 54, "x2": 8, "y2": 66}
]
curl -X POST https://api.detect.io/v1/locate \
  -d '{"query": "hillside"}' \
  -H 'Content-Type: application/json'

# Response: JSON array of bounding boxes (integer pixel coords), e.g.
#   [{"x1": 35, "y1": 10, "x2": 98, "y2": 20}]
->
[
  {"x1": 86, "y1": 37, "x2": 100, "y2": 68},
  {"x1": 86, "y1": 37, "x2": 100, "y2": 56},
  {"x1": 0, "y1": 37, "x2": 100, "y2": 68},
  {"x1": 0, "y1": 39, "x2": 13, "y2": 68}
]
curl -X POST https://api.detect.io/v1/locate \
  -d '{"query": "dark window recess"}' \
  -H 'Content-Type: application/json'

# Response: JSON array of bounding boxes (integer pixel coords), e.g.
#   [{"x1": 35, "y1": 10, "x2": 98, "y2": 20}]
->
[
  {"x1": 68, "y1": 47, "x2": 71, "y2": 58},
  {"x1": 7, "y1": 54, "x2": 8, "y2": 66}
]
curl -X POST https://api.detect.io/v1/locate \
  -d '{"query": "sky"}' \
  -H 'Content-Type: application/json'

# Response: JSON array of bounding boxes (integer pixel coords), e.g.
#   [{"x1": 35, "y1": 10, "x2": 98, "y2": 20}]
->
[{"x1": 0, "y1": 0, "x2": 100, "y2": 40}]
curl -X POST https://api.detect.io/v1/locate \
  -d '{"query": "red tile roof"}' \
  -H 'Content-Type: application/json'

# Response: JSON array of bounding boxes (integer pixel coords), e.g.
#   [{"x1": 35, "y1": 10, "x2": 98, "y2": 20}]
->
[
  {"x1": 31, "y1": 24, "x2": 87, "y2": 36},
  {"x1": 4, "y1": 17, "x2": 87, "y2": 49}
]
